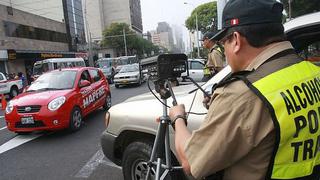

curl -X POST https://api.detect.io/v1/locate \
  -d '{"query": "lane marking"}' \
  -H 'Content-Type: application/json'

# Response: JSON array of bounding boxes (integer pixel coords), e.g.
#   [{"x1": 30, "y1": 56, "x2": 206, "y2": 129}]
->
[
  {"x1": 0, "y1": 134, "x2": 42, "y2": 154},
  {"x1": 75, "y1": 149, "x2": 121, "y2": 178},
  {"x1": 101, "y1": 160, "x2": 122, "y2": 169}
]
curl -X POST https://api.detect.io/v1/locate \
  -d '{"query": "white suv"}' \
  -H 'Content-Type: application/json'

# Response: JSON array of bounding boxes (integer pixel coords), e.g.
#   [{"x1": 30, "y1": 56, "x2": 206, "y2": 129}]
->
[{"x1": 101, "y1": 12, "x2": 320, "y2": 180}]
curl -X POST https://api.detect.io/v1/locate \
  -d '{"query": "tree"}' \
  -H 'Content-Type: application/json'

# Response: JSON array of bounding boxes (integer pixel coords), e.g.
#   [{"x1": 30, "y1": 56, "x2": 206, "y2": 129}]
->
[
  {"x1": 101, "y1": 23, "x2": 132, "y2": 55},
  {"x1": 185, "y1": 2, "x2": 218, "y2": 34},
  {"x1": 101, "y1": 23, "x2": 160, "y2": 58},
  {"x1": 280, "y1": 0, "x2": 320, "y2": 19}
]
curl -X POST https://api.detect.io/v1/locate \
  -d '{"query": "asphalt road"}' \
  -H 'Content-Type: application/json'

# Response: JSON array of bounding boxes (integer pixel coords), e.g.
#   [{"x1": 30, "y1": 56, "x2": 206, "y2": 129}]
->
[{"x1": 0, "y1": 82, "x2": 153, "y2": 180}]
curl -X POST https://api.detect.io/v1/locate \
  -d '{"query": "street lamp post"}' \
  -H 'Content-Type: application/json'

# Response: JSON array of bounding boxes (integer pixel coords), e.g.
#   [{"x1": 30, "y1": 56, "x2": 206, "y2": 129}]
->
[
  {"x1": 184, "y1": 2, "x2": 200, "y2": 58},
  {"x1": 123, "y1": 28, "x2": 128, "y2": 56},
  {"x1": 288, "y1": 0, "x2": 292, "y2": 20}
]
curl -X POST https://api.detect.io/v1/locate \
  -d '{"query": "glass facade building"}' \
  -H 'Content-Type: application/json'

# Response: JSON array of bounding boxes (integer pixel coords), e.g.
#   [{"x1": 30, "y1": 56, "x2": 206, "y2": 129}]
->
[{"x1": 62, "y1": 0, "x2": 86, "y2": 51}]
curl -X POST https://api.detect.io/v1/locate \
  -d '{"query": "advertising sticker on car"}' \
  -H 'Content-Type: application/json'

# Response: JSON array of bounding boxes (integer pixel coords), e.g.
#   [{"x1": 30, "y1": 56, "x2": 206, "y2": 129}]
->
[{"x1": 83, "y1": 86, "x2": 105, "y2": 108}]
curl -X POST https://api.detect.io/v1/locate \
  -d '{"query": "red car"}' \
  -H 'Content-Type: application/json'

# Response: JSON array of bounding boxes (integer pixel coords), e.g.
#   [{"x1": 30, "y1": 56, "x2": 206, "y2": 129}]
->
[{"x1": 5, "y1": 67, "x2": 111, "y2": 134}]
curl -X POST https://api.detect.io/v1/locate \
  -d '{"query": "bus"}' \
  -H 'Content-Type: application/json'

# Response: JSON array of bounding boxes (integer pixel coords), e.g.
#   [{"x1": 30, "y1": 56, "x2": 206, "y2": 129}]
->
[
  {"x1": 96, "y1": 56, "x2": 139, "y2": 83},
  {"x1": 32, "y1": 58, "x2": 86, "y2": 77}
]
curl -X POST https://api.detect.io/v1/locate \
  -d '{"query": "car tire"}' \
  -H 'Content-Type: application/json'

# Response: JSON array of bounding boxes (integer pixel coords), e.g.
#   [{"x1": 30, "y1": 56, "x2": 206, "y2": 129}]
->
[
  {"x1": 10, "y1": 86, "x2": 19, "y2": 99},
  {"x1": 122, "y1": 141, "x2": 186, "y2": 180},
  {"x1": 103, "y1": 94, "x2": 111, "y2": 111},
  {"x1": 115, "y1": 84, "x2": 119, "y2": 88},
  {"x1": 69, "y1": 107, "x2": 82, "y2": 132}
]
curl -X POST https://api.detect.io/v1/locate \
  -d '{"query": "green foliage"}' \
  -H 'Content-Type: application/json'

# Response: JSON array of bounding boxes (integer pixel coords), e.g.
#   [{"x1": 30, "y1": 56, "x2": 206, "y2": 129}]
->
[
  {"x1": 280, "y1": 0, "x2": 320, "y2": 19},
  {"x1": 101, "y1": 23, "x2": 160, "y2": 58},
  {"x1": 189, "y1": 47, "x2": 208, "y2": 59},
  {"x1": 185, "y1": 2, "x2": 218, "y2": 34}
]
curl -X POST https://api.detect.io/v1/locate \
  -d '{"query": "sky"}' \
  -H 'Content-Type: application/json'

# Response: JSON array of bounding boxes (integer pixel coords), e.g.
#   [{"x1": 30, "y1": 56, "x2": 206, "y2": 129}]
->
[
  {"x1": 141, "y1": 0, "x2": 213, "y2": 32},
  {"x1": 141, "y1": 0, "x2": 213, "y2": 51}
]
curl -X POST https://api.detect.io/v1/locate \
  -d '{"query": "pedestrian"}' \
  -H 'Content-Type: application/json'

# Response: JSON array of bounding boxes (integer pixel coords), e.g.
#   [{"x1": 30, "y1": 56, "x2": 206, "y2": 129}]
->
[
  {"x1": 17, "y1": 72, "x2": 27, "y2": 87},
  {"x1": 200, "y1": 31, "x2": 225, "y2": 82},
  {"x1": 168, "y1": 0, "x2": 320, "y2": 179}
]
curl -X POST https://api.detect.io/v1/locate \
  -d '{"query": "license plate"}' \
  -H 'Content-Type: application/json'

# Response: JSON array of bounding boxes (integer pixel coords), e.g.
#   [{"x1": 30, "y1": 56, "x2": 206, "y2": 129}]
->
[
  {"x1": 122, "y1": 80, "x2": 128, "y2": 83},
  {"x1": 21, "y1": 116, "x2": 34, "y2": 124}
]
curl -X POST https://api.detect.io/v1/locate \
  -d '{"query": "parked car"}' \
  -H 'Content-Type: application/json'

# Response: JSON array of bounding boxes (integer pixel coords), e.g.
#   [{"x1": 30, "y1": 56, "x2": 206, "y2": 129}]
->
[
  {"x1": 181, "y1": 59, "x2": 205, "y2": 82},
  {"x1": 101, "y1": 12, "x2": 320, "y2": 179},
  {"x1": 5, "y1": 67, "x2": 111, "y2": 134},
  {"x1": 0, "y1": 72, "x2": 23, "y2": 98},
  {"x1": 113, "y1": 63, "x2": 143, "y2": 88},
  {"x1": 284, "y1": 12, "x2": 320, "y2": 66}
]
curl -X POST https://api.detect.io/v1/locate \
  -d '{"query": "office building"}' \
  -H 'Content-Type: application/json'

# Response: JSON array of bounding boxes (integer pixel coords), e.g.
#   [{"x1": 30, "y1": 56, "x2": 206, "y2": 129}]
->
[
  {"x1": 0, "y1": 1, "x2": 86, "y2": 83},
  {"x1": 150, "y1": 22, "x2": 174, "y2": 51},
  {"x1": 0, "y1": 0, "x2": 86, "y2": 52},
  {"x1": 85, "y1": 0, "x2": 143, "y2": 41}
]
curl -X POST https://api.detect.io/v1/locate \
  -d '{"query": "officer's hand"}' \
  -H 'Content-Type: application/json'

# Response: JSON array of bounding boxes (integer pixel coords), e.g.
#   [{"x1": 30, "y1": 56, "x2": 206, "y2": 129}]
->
[
  {"x1": 202, "y1": 96, "x2": 211, "y2": 109},
  {"x1": 169, "y1": 104, "x2": 186, "y2": 122}
]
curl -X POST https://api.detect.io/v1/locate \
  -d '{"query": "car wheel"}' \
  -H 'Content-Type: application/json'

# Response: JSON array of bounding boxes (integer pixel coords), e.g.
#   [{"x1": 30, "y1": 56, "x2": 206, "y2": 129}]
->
[
  {"x1": 10, "y1": 86, "x2": 19, "y2": 99},
  {"x1": 122, "y1": 141, "x2": 186, "y2": 180},
  {"x1": 103, "y1": 94, "x2": 111, "y2": 111},
  {"x1": 115, "y1": 84, "x2": 119, "y2": 88},
  {"x1": 69, "y1": 107, "x2": 82, "y2": 131}
]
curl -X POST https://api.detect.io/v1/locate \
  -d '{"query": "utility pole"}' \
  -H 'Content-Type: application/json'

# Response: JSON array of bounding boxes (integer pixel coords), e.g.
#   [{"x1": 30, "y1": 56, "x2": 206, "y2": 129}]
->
[
  {"x1": 184, "y1": 2, "x2": 200, "y2": 58},
  {"x1": 217, "y1": 0, "x2": 228, "y2": 30},
  {"x1": 195, "y1": 12, "x2": 200, "y2": 58},
  {"x1": 288, "y1": 0, "x2": 292, "y2": 20},
  {"x1": 123, "y1": 28, "x2": 128, "y2": 56}
]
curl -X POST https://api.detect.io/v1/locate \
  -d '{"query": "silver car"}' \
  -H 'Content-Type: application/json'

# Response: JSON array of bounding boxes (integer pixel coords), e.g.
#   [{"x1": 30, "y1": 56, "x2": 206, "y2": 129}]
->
[
  {"x1": 113, "y1": 63, "x2": 142, "y2": 88},
  {"x1": 181, "y1": 59, "x2": 205, "y2": 82},
  {"x1": 101, "y1": 12, "x2": 320, "y2": 179}
]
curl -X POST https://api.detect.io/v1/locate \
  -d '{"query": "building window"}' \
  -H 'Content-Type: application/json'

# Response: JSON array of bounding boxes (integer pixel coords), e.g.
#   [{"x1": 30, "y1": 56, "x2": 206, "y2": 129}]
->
[{"x1": 3, "y1": 21, "x2": 67, "y2": 43}]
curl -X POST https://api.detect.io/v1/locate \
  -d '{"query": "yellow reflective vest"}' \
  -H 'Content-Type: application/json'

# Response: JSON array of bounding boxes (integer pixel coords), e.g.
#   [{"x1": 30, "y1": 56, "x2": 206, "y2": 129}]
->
[{"x1": 248, "y1": 61, "x2": 320, "y2": 179}]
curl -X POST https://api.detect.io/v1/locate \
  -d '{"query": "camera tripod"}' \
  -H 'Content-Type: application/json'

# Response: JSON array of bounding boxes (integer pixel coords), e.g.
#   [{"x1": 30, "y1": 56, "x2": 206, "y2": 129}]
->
[{"x1": 145, "y1": 79, "x2": 183, "y2": 180}]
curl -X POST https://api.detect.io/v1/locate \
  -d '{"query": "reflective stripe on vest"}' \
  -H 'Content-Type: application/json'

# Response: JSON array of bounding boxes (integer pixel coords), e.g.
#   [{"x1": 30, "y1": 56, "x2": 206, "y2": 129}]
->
[
  {"x1": 203, "y1": 65, "x2": 211, "y2": 75},
  {"x1": 251, "y1": 61, "x2": 320, "y2": 179}
]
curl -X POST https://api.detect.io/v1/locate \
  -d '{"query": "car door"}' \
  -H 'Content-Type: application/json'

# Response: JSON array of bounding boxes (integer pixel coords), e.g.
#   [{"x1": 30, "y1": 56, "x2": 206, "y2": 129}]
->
[
  {"x1": 88, "y1": 69, "x2": 106, "y2": 110},
  {"x1": 189, "y1": 60, "x2": 204, "y2": 81},
  {"x1": 79, "y1": 70, "x2": 94, "y2": 115}
]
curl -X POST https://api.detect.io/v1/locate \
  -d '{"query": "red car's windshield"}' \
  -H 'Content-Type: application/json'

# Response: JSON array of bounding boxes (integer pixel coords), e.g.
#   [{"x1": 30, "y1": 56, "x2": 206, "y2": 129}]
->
[{"x1": 27, "y1": 70, "x2": 77, "y2": 92}]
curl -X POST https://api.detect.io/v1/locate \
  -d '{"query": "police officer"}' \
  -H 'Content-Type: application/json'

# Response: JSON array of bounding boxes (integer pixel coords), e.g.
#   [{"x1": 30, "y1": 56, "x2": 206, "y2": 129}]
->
[
  {"x1": 201, "y1": 32, "x2": 224, "y2": 82},
  {"x1": 168, "y1": 0, "x2": 320, "y2": 179}
]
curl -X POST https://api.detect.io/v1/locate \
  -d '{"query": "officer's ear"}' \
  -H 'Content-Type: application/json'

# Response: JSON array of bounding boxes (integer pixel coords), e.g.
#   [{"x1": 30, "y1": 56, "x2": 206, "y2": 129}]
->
[{"x1": 232, "y1": 32, "x2": 243, "y2": 54}]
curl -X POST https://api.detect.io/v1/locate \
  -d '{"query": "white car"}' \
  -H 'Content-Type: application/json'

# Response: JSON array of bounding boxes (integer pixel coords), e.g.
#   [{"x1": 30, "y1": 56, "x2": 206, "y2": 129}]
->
[
  {"x1": 101, "y1": 12, "x2": 320, "y2": 179},
  {"x1": 181, "y1": 59, "x2": 205, "y2": 82},
  {"x1": 0, "y1": 72, "x2": 23, "y2": 98},
  {"x1": 113, "y1": 63, "x2": 143, "y2": 88}
]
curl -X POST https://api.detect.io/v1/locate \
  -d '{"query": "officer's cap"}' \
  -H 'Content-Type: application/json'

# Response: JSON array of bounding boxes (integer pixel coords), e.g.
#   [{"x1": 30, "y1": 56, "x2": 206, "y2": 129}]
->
[
  {"x1": 212, "y1": 0, "x2": 284, "y2": 41},
  {"x1": 200, "y1": 32, "x2": 216, "y2": 41}
]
